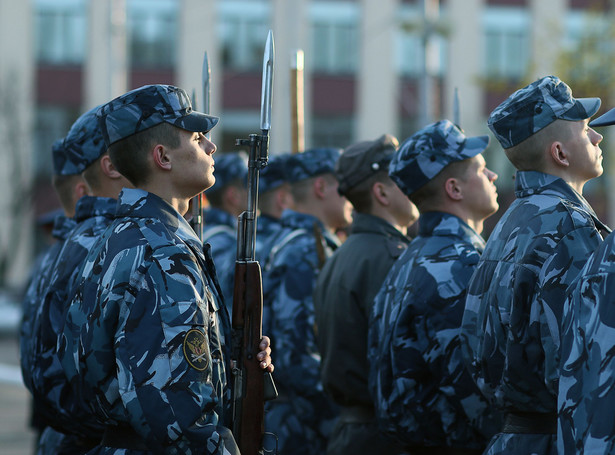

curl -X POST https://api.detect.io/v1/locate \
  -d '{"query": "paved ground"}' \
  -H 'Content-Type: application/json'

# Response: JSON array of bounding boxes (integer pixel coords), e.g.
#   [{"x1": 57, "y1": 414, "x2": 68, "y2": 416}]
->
[{"x1": 0, "y1": 333, "x2": 37, "y2": 455}]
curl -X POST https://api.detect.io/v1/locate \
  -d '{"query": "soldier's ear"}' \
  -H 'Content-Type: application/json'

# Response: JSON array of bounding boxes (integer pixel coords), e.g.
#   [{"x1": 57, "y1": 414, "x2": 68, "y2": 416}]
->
[
  {"x1": 372, "y1": 181, "x2": 389, "y2": 206},
  {"x1": 549, "y1": 141, "x2": 570, "y2": 168},
  {"x1": 100, "y1": 154, "x2": 123, "y2": 179},
  {"x1": 313, "y1": 176, "x2": 327, "y2": 199},
  {"x1": 444, "y1": 177, "x2": 463, "y2": 201},
  {"x1": 152, "y1": 144, "x2": 172, "y2": 171}
]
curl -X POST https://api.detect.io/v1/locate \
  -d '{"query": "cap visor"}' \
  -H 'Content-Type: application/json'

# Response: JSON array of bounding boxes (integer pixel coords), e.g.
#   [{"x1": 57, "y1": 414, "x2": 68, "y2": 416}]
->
[
  {"x1": 461, "y1": 135, "x2": 490, "y2": 158},
  {"x1": 562, "y1": 97, "x2": 601, "y2": 122},
  {"x1": 590, "y1": 107, "x2": 615, "y2": 127},
  {"x1": 172, "y1": 112, "x2": 219, "y2": 134}
]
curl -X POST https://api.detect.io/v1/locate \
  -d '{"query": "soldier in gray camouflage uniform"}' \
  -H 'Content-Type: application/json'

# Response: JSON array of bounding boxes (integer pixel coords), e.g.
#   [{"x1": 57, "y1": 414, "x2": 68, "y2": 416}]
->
[
  {"x1": 25, "y1": 106, "x2": 134, "y2": 455},
  {"x1": 313, "y1": 134, "x2": 417, "y2": 455},
  {"x1": 57, "y1": 84, "x2": 273, "y2": 454},
  {"x1": 558, "y1": 106, "x2": 615, "y2": 454},
  {"x1": 20, "y1": 135, "x2": 90, "y2": 452},
  {"x1": 202, "y1": 151, "x2": 248, "y2": 310},
  {"x1": 261, "y1": 147, "x2": 353, "y2": 455},
  {"x1": 461, "y1": 75, "x2": 610, "y2": 455},
  {"x1": 368, "y1": 120, "x2": 501, "y2": 454}
]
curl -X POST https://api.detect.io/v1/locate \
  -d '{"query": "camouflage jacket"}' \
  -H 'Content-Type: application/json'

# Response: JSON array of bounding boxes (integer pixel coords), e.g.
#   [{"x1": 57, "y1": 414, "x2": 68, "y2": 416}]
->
[
  {"x1": 20, "y1": 214, "x2": 76, "y2": 394},
  {"x1": 28, "y1": 196, "x2": 117, "y2": 442},
  {"x1": 558, "y1": 230, "x2": 615, "y2": 454},
  {"x1": 461, "y1": 171, "x2": 607, "y2": 416},
  {"x1": 203, "y1": 207, "x2": 237, "y2": 312},
  {"x1": 261, "y1": 209, "x2": 340, "y2": 454},
  {"x1": 368, "y1": 212, "x2": 499, "y2": 449},
  {"x1": 58, "y1": 188, "x2": 237, "y2": 454},
  {"x1": 254, "y1": 214, "x2": 283, "y2": 266}
]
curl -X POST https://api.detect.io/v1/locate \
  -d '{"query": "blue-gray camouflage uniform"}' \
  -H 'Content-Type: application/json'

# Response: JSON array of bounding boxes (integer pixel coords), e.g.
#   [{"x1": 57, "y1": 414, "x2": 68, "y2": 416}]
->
[
  {"x1": 557, "y1": 106, "x2": 615, "y2": 455},
  {"x1": 254, "y1": 153, "x2": 289, "y2": 265},
  {"x1": 461, "y1": 76, "x2": 608, "y2": 455},
  {"x1": 368, "y1": 121, "x2": 499, "y2": 453},
  {"x1": 59, "y1": 188, "x2": 237, "y2": 455},
  {"x1": 203, "y1": 152, "x2": 248, "y2": 310},
  {"x1": 261, "y1": 148, "x2": 342, "y2": 455}
]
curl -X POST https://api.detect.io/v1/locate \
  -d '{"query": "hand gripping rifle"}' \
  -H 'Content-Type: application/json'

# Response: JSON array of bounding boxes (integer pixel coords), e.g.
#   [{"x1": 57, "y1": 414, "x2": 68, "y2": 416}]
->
[{"x1": 231, "y1": 30, "x2": 278, "y2": 455}]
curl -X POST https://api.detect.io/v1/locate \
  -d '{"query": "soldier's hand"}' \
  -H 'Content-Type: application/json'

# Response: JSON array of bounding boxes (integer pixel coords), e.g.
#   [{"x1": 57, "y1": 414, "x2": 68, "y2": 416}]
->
[{"x1": 258, "y1": 336, "x2": 274, "y2": 373}]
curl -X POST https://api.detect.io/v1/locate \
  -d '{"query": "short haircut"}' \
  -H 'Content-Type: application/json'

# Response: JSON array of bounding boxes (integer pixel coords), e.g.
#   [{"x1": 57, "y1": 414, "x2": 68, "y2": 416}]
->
[
  {"x1": 504, "y1": 119, "x2": 574, "y2": 171},
  {"x1": 52, "y1": 173, "x2": 83, "y2": 215},
  {"x1": 290, "y1": 173, "x2": 336, "y2": 204},
  {"x1": 343, "y1": 169, "x2": 390, "y2": 213},
  {"x1": 409, "y1": 158, "x2": 474, "y2": 211},
  {"x1": 81, "y1": 155, "x2": 104, "y2": 193},
  {"x1": 108, "y1": 123, "x2": 181, "y2": 186}
]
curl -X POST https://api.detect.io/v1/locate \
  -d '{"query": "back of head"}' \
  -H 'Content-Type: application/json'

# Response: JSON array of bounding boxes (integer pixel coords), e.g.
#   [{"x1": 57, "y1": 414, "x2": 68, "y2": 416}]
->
[
  {"x1": 96, "y1": 84, "x2": 219, "y2": 186},
  {"x1": 206, "y1": 151, "x2": 249, "y2": 207},
  {"x1": 335, "y1": 134, "x2": 398, "y2": 213},
  {"x1": 488, "y1": 75, "x2": 600, "y2": 170},
  {"x1": 285, "y1": 147, "x2": 342, "y2": 202}
]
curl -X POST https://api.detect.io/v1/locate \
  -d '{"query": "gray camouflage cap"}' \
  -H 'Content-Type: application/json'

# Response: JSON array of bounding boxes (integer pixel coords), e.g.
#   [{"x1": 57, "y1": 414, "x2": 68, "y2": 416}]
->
[
  {"x1": 590, "y1": 107, "x2": 615, "y2": 127},
  {"x1": 259, "y1": 153, "x2": 290, "y2": 194},
  {"x1": 209, "y1": 151, "x2": 248, "y2": 192},
  {"x1": 53, "y1": 105, "x2": 106, "y2": 176},
  {"x1": 286, "y1": 147, "x2": 342, "y2": 183},
  {"x1": 488, "y1": 75, "x2": 600, "y2": 149},
  {"x1": 96, "y1": 84, "x2": 219, "y2": 147},
  {"x1": 335, "y1": 134, "x2": 398, "y2": 196},
  {"x1": 389, "y1": 119, "x2": 489, "y2": 196}
]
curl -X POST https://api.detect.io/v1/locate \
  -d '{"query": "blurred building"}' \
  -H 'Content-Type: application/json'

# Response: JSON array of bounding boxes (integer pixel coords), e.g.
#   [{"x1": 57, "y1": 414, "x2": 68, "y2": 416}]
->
[{"x1": 0, "y1": 0, "x2": 612, "y2": 289}]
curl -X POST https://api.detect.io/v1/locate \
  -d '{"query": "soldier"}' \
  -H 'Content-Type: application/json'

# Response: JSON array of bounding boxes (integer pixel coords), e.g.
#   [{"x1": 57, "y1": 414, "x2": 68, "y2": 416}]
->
[
  {"x1": 202, "y1": 151, "x2": 248, "y2": 308},
  {"x1": 20, "y1": 138, "x2": 89, "y2": 450},
  {"x1": 262, "y1": 147, "x2": 353, "y2": 455},
  {"x1": 254, "y1": 152, "x2": 293, "y2": 265},
  {"x1": 368, "y1": 120, "x2": 501, "y2": 454},
  {"x1": 461, "y1": 75, "x2": 610, "y2": 455},
  {"x1": 57, "y1": 84, "x2": 273, "y2": 454},
  {"x1": 558, "y1": 107, "x2": 615, "y2": 454},
  {"x1": 25, "y1": 106, "x2": 135, "y2": 455},
  {"x1": 312, "y1": 134, "x2": 417, "y2": 455}
]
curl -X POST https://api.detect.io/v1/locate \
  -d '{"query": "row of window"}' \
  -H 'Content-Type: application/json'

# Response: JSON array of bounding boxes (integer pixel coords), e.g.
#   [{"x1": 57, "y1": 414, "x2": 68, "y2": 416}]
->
[{"x1": 34, "y1": 0, "x2": 612, "y2": 78}]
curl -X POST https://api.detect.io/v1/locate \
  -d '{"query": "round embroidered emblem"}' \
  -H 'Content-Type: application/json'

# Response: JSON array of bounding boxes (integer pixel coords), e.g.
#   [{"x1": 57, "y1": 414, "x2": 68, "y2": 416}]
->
[{"x1": 183, "y1": 329, "x2": 209, "y2": 371}]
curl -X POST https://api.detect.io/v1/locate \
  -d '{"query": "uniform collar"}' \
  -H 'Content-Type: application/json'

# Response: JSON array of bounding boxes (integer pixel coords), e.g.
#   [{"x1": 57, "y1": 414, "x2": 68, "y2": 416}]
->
[{"x1": 417, "y1": 211, "x2": 485, "y2": 252}]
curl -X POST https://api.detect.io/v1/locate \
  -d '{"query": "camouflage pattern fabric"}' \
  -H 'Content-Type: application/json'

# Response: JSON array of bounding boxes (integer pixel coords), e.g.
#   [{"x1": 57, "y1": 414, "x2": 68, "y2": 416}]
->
[
  {"x1": 461, "y1": 171, "x2": 608, "y2": 455},
  {"x1": 21, "y1": 214, "x2": 76, "y2": 392},
  {"x1": 261, "y1": 209, "x2": 340, "y2": 455},
  {"x1": 96, "y1": 84, "x2": 219, "y2": 147},
  {"x1": 285, "y1": 147, "x2": 341, "y2": 183},
  {"x1": 52, "y1": 106, "x2": 106, "y2": 176},
  {"x1": 487, "y1": 75, "x2": 600, "y2": 149},
  {"x1": 254, "y1": 214, "x2": 283, "y2": 266},
  {"x1": 57, "y1": 188, "x2": 238, "y2": 454},
  {"x1": 202, "y1": 207, "x2": 237, "y2": 313},
  {"x1": 368, "y1": 212, "x2": 499, "y2": 451},
  {"x1": 27, "y1": 197, "x2": 117, "y2": 453},
  {"x1": 558, "y1": 230, "x2": 615, "y2": 454},
  {"x1": 259, "y1": 153, "x2": 289, "y2": 194}
]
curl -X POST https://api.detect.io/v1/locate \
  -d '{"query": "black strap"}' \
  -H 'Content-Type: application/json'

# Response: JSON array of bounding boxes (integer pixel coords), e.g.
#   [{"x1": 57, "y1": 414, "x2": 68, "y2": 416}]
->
[
  {"x1": 501, "y1": 412, "x2": 557, "y2": 435},
  {"x1": 101, "y1": 425, "x2": 149, "y2": 451}
]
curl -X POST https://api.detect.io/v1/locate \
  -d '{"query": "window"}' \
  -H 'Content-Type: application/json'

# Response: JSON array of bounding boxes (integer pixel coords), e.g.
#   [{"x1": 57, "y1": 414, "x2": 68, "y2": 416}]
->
[
  {"x1": 482, "y1": 7, "x2": 529, "y2": 79},
  {"x1": 219, "y1": 1, "x2": 269, "y2": 71},
  {"x1": 310, "y1": 1, "x2": 359, "y2": 74},
  {"x1": 127, "y1": 0, "x2": 177, "y2": 68},
  {"x1": 35, "y1": 0, "x2": 86, "y2": 64}
]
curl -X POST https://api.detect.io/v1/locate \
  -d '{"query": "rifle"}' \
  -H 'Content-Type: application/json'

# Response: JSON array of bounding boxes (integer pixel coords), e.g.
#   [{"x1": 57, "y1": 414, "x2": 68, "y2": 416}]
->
[
  {"x1": 189, "y1": 52, "x2": 210, "y2": 240},
  {"x1": 231, "y1": 30, "x2": 278, "y2": 455}
]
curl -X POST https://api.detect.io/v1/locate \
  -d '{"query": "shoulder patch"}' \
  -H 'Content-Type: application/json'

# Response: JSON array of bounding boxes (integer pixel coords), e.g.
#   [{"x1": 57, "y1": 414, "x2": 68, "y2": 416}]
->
[{"x1": 183, "y1": 328, "x2": 209, "y2": 371}]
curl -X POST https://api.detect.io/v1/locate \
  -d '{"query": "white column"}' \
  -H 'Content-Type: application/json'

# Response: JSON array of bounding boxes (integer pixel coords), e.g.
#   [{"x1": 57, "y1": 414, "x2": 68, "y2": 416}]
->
[
  {"x1": 84, "y1": 0, "x2": 128, "y2": 109},
  {"x1": 271, "y1": 0, "x2": 309, "y2": 153},
  {"x1": 0, "y1": 0, "x2": 34, "y2": 290},
  {"x1": 177, "y1": 0, "x2": 221, "y2": 143},
  {"x1": 446, "y1": 0, "x2": 484, "y2": 136},
  {"x1": 356, "y1": 0, "x2": 398, "y2": 142},
  {"x1": 529, "y1": 0, "x2": 566, "y2": 80}
]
